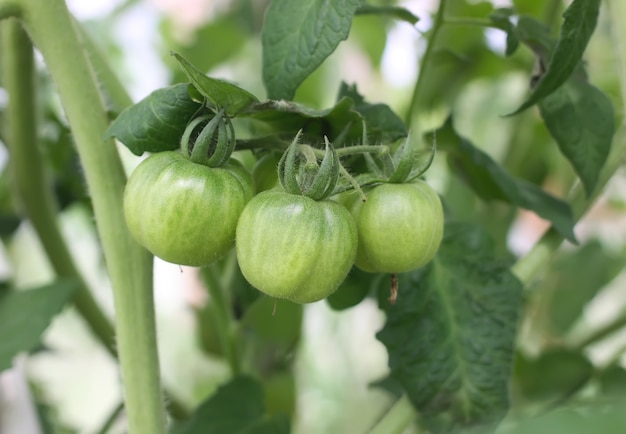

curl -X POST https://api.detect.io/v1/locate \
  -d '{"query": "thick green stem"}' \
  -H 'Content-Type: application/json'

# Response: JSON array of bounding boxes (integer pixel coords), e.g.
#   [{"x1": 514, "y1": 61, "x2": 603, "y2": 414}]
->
[
  {"x1": 404, "y1": 0, "x2": 447, "y2": 124},
  {"x1": 18, "y1": 1, "x2": 166, "y2": 432},
  {"x1": 1, "y1": 18, "x2": 117, "y2": 358},
  {"x1": 202, "y1": 265, "x2": 241, "y2": 375},
  {"x1": 369, "y1": 395, "x2": 419, "y2": 434}
]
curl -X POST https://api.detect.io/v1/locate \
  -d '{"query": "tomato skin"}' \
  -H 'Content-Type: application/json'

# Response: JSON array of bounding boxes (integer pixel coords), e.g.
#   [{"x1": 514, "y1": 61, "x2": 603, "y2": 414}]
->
[
  {"x1": 124, "y1": 151, "x2": 253, "y2": 266},
  {"x1": 350, "y1": 181, "x2": 444, "y2": 273},
  {"x1": 236, "y1": 190, "x2": 357, "y2": 303}
]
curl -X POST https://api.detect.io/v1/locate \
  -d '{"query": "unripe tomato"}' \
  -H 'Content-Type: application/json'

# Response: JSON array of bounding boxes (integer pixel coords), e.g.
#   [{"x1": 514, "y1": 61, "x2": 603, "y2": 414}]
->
[
  {"x1": 236, "y1": 190, "x2": 357, "y2": 303},
  {"x1": 349, "y1": 180, "x2": 444, "y2": 273},
  {"x1": 124, "y1": 151, "x2": 253, "y2": 266}
]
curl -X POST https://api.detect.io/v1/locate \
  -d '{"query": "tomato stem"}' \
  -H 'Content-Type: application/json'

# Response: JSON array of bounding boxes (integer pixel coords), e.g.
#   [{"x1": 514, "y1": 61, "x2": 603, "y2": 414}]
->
[
  {"x1": 202, "y1": 264, "x2": 241, "y2": 375},
  {"x1": 17, "y1": 1, "x2": 168, "y2": 432},
  {"x1": 369, "y1": 395, "x2": 419, "y2": 434}
]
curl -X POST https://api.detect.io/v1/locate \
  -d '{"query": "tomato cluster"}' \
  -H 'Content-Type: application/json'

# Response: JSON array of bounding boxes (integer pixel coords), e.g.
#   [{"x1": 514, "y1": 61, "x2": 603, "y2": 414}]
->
[{"x1": 123, "y1": 133, "x2": 444, "y2": 304}]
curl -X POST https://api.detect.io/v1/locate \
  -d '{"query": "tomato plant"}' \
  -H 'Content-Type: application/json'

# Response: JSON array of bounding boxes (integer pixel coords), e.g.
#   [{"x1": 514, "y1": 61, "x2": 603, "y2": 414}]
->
[
  {"x1": 236, "y1": 189, "x2": 357, "y2": 303},
  {"x1": 1, "y1": 1, "x2": 625, "y2": 434},
  {"x1": 124, "y1": 151, "x2": 253, "y2": 266}
]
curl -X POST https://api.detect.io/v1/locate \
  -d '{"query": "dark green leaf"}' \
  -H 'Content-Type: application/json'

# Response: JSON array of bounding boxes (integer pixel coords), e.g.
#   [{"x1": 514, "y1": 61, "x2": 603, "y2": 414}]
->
[
  {"x1": 514, "y1": 349, "x2": 593, "y2": 402},
  {"x1": 238, "y1": 296, "x2": 303, "y2": 350},
  {"x1": 488, "y1": 8, "x2": 519, "y2": 56},
  {"x1": 326, "y1": 266, "x2": 381, "y2": 310},
  {"x1": 171, "y1": 52, "x2": 259, "y2": 114},
  {"x1": 178, "y1": 376, "x2": 289, "y2": 434},
  {"x1": 242, "y1": 97, "x2": 364, "y2": 144},
  {"x1": 337, "y1": 82, "x2": 407, "y2": 143},
  {"x1": 104, "y1": 84, "x2": 201, "y2": 155},
  {"x1": 355, "y1": 5, "x2": 419, "y2": 25},
  {"x1": 598, "y1": 366, "x2": 626, "y2": 397},
  {"x1": 541, "y1": 240, "x2": 625, "y2": 335},
  {"x1": 434, "y1": 118, "x2": 577, "y2": 242},
  {"x1": 377, "y1": 222, "x2": 523, "y2": 433},
  {"x1": 510, "y1": 0, "x2": 601, "y2": 114},
  {"x1": 261, "y1": 0, "x2": 363, "y2": 100},
  {"x1": 0, "y1": 280, "x2": 78, "y2": 372},
  {"x1": 539, "y1": 79, "x2": 614, "y2": 196}
]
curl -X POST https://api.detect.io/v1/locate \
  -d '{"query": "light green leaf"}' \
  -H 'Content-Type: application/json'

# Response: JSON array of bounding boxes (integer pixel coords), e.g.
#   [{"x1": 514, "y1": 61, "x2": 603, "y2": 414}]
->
[{"x1": 0, "y1": 280, "x2": 78, "y2": 372}]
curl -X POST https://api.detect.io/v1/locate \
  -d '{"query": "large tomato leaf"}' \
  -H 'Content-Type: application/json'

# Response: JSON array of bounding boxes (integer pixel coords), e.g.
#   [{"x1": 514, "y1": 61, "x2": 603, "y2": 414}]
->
[
  {"x1": 514, "y1": 349, "x2": 593, "y2": 403},
  {"x1": 377, "y1": 222, "x2": 522, "y2": 433},
  {"x1": 177, "y1": 376, "x2": 290, "y2": 434},
  {"x1": 0, "y1": 280, "x2": 78, "y2": 372},
  {"x1": 261, "y1": 0, "x2": 363, "y2": 100},
  {"x1": 104, "y1": 84, "x2": 201, "y2": 155},
  {"x1": 537, "y1": 240, "x2": 625, "y2": 336},
  {"x1": 510, "y1": 0, "x2": 601, "y2": 115},
  {"x1": 539, "y1": 78, "x2": 614, "y2": 196},
  {"x1": 433, "y1": 118, "x2": 577, "y2": 243},
  {"x1": 172, "y1": 52, "x2": 259, "y2": 115}
]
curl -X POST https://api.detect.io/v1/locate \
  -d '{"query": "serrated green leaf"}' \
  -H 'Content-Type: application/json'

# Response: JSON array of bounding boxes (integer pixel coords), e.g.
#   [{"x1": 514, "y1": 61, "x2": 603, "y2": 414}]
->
[
  {"x1": 171, "y1": 52, "x2": 259, "y2": 114},
  {"x1": 178, "y1": 376, "x2": 289, "y2": 434},
  {"x1": 0, "y1": 280, "x2": 78, "y2": 372},
  {"x1": 540, "y1": 240, "x2": 625, "y2": 335},
  {"x1": 355, "y1": 5, "x2": 419, "y2": 25},
  {"x1": 104, "y1": 84, "x2": 201, "y2": 155},
  {"x1": 488, "y1": 8, "x2": 519, "y2": 56},
  {"x1": 434, "y1": 118, "x2": 577, "y2": 243},
  {"x1": 510, "y1": 0, "x2": 601, "y2": 114},
  {"x1": 337, "y1": 82, "x2": 407, "y2": 143},
  {"x1": 261, "y1": 0, "x2": 363, "y2": 100},
  {"x1": 539, "y1": 79, "x2": 614, "y2": 196},
  {"x1": 515, "y1": 349, "x2": 593, "y2": 402},
  {"x1": 377, "y1": 222, "x2": 522, "y2": 433}
]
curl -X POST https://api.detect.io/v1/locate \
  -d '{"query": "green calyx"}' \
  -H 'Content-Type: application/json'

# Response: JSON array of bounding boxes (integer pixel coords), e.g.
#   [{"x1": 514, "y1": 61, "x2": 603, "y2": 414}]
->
[
  {"x1": 180, "y1": 107, "x2": 236, "y2": 167},
  {"x1": 278, "y1": 131, "x2": 340, "y2": 201}
]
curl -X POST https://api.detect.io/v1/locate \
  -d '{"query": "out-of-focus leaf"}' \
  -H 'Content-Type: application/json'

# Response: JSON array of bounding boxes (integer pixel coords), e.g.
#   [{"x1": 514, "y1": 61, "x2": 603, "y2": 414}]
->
[
  {"x1": 163, "y1": 14, "x2": 248, "y2": 84},
  {"x1": 433, "y1": 118, "x2": 577, "y2": 242},
  {"x1": 178, "y1": 376, "x2": 289, "y2": 434},
  {"x1": 238, "y1": 295, "x2": 303, "y2": 350},
  {"x1": 104, "y1": 84, "x2": 201, "y2": 155},
  {"x1": 514, "y1": 349, "x2": 593, "y2": 403},
  {"x1": 598, "y1": 366, "x2": 626, "y2": 397},
  {"x1": 510, "y1": 0, "x2": 601, "y2": 114},
  {"x1": 541, "y1": 240, "x2": 625, "y2": 335},
  {"x1": 0, "y1": 280, "x2": 78, "y2": 372},
  {"x1": 539, "y1": 78, "x2": 614, "y2": 196},
  {"x1": 261, "y1": 0, "x2": 363, "y2": 100},
  {"x1": 355, "y1": 5, "x2": 419, "y2": 25},
  {"x1": 172, "y1": 53, "x2": 259, "y2": 114},
  {"x1": 377, "y1": 222, "x2": 522, "y2": 433}
]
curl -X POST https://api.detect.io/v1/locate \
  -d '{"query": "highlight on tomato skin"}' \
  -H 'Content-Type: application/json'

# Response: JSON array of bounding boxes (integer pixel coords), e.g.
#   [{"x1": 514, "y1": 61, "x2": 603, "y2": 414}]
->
[
  {"x1": 123, "y1": 151, "x2": 254, "y2": 266},
  {"x1": 235, "y1": 189, "x2": 358, "y2": 304},
  {"x1": 349, "y1": 180, "x2": 444, "y2": 274}
]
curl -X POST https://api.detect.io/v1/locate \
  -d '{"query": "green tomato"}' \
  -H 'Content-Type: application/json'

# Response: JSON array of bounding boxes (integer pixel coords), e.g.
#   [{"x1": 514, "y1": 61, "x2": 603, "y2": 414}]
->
[
  {"x1": 349, "y1": 180, "x2": 444, "y2": 273},
  {"x1": 124, "y1": 151, "x2": 253, "y2": 266},
  {"x1": 236, "y1": 190, "x2": 357, "y2": 303}
]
